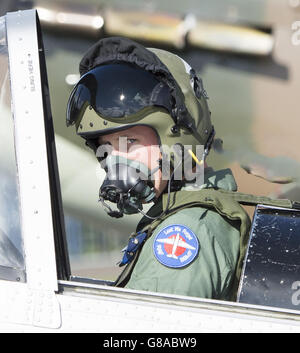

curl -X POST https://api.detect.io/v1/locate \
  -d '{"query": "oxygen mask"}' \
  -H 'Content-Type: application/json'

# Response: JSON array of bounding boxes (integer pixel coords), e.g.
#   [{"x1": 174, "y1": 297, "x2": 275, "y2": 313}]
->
[{"x1": 99, "y1": 155, "x2": 157, "y2": 218}]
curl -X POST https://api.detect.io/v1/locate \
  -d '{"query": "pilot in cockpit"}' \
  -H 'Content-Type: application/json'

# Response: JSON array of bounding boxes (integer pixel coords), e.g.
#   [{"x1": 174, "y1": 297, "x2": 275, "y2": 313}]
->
[{"x1": 66, "y1": 36, "x2": 251, "y2": 301}]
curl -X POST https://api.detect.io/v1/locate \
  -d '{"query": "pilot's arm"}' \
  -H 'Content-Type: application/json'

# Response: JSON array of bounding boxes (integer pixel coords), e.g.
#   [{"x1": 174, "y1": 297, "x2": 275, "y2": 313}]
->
[{"x1": 125, "y1": 207, "x2": 240, "y2": 301}]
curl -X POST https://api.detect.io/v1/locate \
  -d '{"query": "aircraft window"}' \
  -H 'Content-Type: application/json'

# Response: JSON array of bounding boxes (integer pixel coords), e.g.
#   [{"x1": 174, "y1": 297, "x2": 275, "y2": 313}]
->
[
  {"x1": 237, "y1": 205, "x2": 300, "y2": 312},
  {"x1": 0, "y1": 16, "x2": 25, "y2": 282}
]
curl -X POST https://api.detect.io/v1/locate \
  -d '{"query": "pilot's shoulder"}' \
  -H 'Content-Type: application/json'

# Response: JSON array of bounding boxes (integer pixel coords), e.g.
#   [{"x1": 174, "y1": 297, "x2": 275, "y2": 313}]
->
[
  {"x1": 152, "y1": 206, "x2": 240, "y2": 261},
  {"x1": 155, "y1": 206, "x2": 239, "y2": 235}
]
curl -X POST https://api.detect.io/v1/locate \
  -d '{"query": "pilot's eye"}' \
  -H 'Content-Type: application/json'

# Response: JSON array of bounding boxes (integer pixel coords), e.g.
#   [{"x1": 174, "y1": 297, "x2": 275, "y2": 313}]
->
[{"x1": 127, "y1": 138, "x2": 137, "y2": 144}]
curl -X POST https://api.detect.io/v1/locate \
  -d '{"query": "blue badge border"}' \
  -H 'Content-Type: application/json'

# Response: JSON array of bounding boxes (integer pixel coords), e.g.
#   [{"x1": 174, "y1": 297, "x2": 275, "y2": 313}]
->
[{"x1": 152, "y1": 223, "x2": 199, "y2": 269}]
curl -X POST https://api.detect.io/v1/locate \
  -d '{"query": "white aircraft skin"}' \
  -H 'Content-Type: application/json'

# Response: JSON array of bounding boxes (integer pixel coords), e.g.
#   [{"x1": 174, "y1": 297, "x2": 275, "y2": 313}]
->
[
  {"x1": 0, "y1": 9, "x2": 300, "y2": 333},
  {"x1": 157, "y1": 234, "x2": 196, "y2": 259}
]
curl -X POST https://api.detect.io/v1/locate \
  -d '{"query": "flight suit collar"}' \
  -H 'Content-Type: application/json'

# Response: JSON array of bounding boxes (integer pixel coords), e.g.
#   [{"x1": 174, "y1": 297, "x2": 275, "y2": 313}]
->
[
  {"x1": 136, "y1": 168, "x2": 237, "y2": 231},
  {"x1": 182, "y1": 167, "x2": 237, "y2": 192}
]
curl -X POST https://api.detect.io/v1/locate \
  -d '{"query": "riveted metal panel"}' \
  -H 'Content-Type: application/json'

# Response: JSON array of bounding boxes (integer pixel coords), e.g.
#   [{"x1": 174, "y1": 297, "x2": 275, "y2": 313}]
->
[
  {"x1": 56, "y1": 282, "x2": 300, "y2": 332},
  {"x1": 6, "y1": 9, "x2": 58, "y2": 291},
  {"x1": 0, "y1": 280, "x2": 61, "y2": 329}
]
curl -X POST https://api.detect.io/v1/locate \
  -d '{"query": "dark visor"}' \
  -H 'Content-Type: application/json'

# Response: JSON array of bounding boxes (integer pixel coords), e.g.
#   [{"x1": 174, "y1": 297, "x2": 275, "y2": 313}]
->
[{"x1": 66, "y1": 63, "x2": 173, "y2": 126}]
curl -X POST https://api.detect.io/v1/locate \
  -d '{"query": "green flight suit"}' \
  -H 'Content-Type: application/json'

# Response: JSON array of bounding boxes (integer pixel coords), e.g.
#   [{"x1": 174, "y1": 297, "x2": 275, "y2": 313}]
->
[{"x1": 124, "y1": 168, "x2": 249, "y2": 301}]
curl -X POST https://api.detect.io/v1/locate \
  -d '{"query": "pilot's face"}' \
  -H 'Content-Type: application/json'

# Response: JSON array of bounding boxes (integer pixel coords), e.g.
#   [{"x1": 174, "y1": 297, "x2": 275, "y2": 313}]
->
[{"x1": 98, "y1": 125, "x2": 168, "y2": 197}]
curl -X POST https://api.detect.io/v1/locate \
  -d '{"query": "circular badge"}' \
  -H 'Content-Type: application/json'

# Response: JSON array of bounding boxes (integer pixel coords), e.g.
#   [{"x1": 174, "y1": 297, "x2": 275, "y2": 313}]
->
[{"x1": 153, "y1": 224, "x2": 199, "y2": 268}]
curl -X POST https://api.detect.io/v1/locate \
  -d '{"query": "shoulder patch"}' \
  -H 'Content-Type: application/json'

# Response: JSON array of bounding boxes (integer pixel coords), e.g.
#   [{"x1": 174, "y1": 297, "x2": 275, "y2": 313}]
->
[{"x1": 153, "y1": 224, "x2": 199, "y2": 268}]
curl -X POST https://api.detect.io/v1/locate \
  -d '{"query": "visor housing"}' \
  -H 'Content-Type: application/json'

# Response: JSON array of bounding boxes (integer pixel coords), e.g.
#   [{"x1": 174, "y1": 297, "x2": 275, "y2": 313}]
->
[{"x1": 66, "y1": 63, "x2": 173, "y2": 126}]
